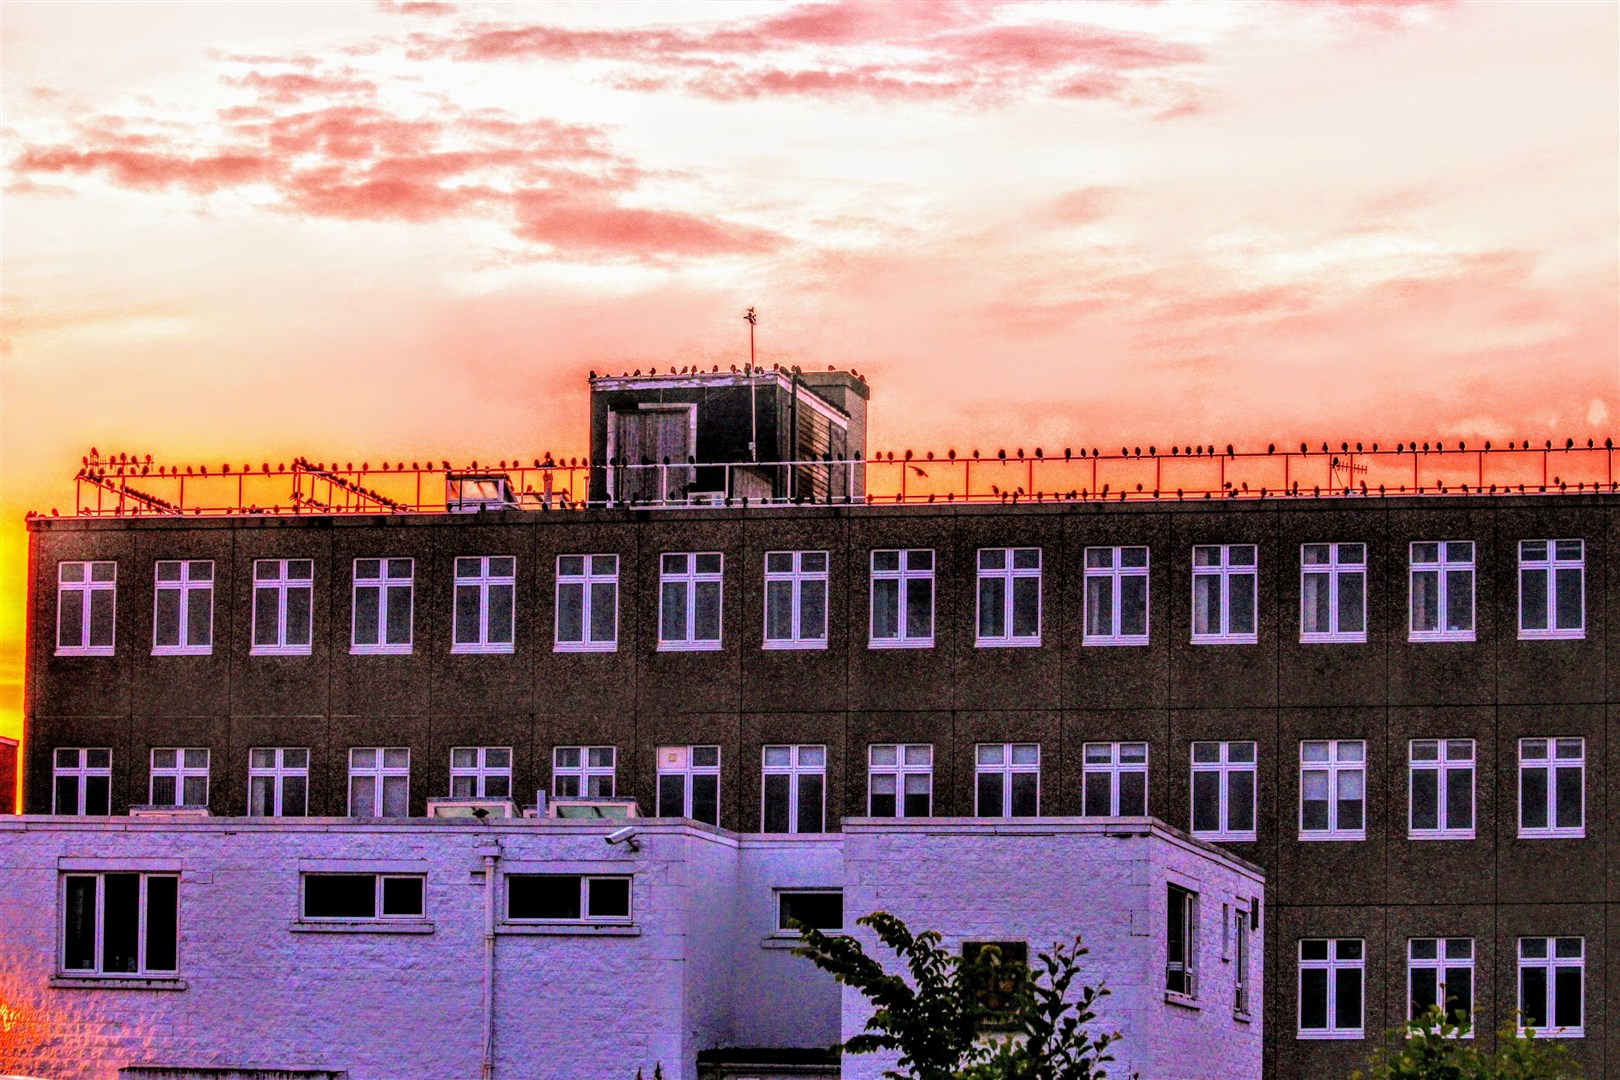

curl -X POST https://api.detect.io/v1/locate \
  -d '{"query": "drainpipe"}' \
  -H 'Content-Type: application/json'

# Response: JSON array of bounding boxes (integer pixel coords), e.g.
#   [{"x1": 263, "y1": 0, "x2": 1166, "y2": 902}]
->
[{"x1": 476, "y1": 838, "x2": 503, "y2": 1080}]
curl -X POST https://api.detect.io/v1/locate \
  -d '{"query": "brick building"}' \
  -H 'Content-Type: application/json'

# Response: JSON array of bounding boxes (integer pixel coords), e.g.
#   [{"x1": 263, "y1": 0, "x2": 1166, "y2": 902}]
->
[{"x1": 17, "y1": 369, "x2": 1619, "y2": 1077}]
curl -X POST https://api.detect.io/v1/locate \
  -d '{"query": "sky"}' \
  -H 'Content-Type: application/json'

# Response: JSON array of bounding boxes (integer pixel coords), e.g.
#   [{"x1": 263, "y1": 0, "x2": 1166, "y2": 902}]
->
[{"x1": 1, "y1": 0, "x2": 1617, "y2": 769}]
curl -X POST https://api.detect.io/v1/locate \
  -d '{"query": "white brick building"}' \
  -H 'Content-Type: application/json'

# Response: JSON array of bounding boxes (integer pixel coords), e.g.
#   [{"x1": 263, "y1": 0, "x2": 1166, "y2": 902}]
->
[{"x1": 0, "y1": 816, "x2": 1263, "y2": 1080}]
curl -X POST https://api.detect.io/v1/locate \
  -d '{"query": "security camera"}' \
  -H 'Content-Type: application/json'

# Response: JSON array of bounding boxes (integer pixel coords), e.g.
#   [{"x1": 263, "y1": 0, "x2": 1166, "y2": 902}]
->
[{"x1": 605, "y1": 826, "x2": 640, "y2": 851}]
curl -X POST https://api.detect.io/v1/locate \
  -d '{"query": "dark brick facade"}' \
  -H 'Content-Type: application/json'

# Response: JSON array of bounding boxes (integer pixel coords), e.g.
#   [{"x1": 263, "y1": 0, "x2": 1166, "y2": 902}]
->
[{"x1": 23, "y1": 495, "x2": 1619, "y2": 1078}]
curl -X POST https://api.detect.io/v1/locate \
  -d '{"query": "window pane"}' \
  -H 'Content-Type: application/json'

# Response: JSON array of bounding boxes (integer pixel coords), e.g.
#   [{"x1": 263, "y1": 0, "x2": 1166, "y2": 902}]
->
[
  {"x1": 1411, "y1": 570, "x2": 1438, "y2": 632},
  {"x1": 1553, "y1": 968, "x2": 1582, "y2": 1028},
  {"x1": 694, "y1": 554, "x2": 721, "y2": 575},
  {"x1": 1448, "y1": 967, "x2": 1473, "y2": 1021},
  {"x1": 144, "y1": 876, "x2": 179, "y2": 971},
  {"x1": 1521, "y1": 568, "x2": 1548, "y2": 630},
  {"x1": 1521, "y1": 966, "x2": 1548, "y2": 1028},
  {"x1": 587, "y1": 877, "x2": 631, "y2": 919},
  {"x1": 657, "y1": 774, "x2": 683, "y2": 817},
  {"x1": 1119, "y1": 770, "x2": 1146, "y2": 816},
  {"x1": 1302, "y1": 573, "x2": 1330, "y2": 634},
  {"x1": 487, "y1": 584, "x2": 514, "y2": 644},
  {"x1": 1554, "y1": 568, "x2": 1583, "y2": 630},
  {"x1": 353, "y1": 586, "x2": 381, "y2": 646},
  {"x1": 1554, "y1": 766, "x2": 1583, "y2": 829},
  {"x1": 1301, "y1": 771, "x2": 1330, "y2": 831},
  {"x1": 589, "y1": 582, "x2": 616, "y2": 642},
  {"x1": 1011, "y1": 577, "x2": 1040, "y2": 637},
  {"x1": 691, "y1": 774, "x2": 719, "y2": 825},
  {"x1": 1300, "y1": 968, "x2": 1329, "y2": 1029},
  {"x1": 1411, "y1": 769, "x2": 1439, "y2": 830},
  {"x1": 252, "y1": 587, "x2": 279, "y2": 645},
  {"x1": 1083, "y1": 773, "x2": 1113, "y2": 817},
  {"x1": 1334, "y1": 967, "x2": 1363, "y2": 1030},
  {"x1": 978, "y1": 577, "x2": 1005, "y2": 638},
  {"x1": 1010, "y1": 773, "x2": 1039, "y2": 817},
  {"x1": 1229, "y1": 573, "x2": 1256, "y2": 634},
  {"x1": 381, "y1": 876, "x2": 423, "y2": 917},
  {"x1": 800, "y1": 579, "x2": 827, "y2": 640},
  {"x1": 1410, "y1": 967, "x2": 1438, "y2": 1017},
  {"x1": 1085, "y1": 577, "x2": 1113, "y2": 638},
  {"x1": 381, "y1": 775, "x2": 409, "y2": 817},
  {"x1": 661, "y1": 582, "x2": 686, "y2": 641},
  {"x1": 872, "y1": 551, "x2": 900, "y2": 572},
  {"x1": 182, "y1": 774, "x2": 208, "y2": 807},
  {"x1": 779, "y1": 891, "x2": 842, "y2": 931},
  {"x1": 509, "y1": 875, "x2": 581, "y2": 920},
  {"x1": 903, "y1": 775, "x2": 931, "y2": 817},
  {"x1": 154, "y1": 589, "x2": 182, "y2": 648},
  {"x1": 765, "y1": 581, "x2": 794, "y2": 640},
  {"x1": 350, "y1": 774, "x2": 377, "y2": 817},
  {"x1": 905, "y1": 577, "x2": 933, "y2": 639},
  {"x1": 1192, "y1": 771, "x2": 1221, "y2": 832},
  {"x1": 64, "y1": 876, "x2": 97, "y2": 969},
  {"x1": 384, "y1": 585, "x2": 412, "y2": 645},
  {"x1": 976, "y1": 772, "x2": 1003, "y2": 816},
  {"x1": 1521, "y1": 767, "x2": 1549, "y2": 830},
  {"x1": 285, "y1": 587, "x2": 311, "y2": 646},
  {"x1": 86, "y1": 775, "x2": 110, "y2": 815},
  {"x1": 557, "y1": 582, "x2": 584, "y2": 642},
  {"x1": 1446, "y1": 769, "x2": 1473, "y2": 830},
  {"x1": 1338, "y1": 572, "x2": 1364, "y2": 633},
  {"x1": 1337, "y1": 770, "x2": 1364, "y2": 831},
  {"x1": 1192, "y1": 576, "x2": 1218, "y2": 636},
  {"x1": 1445, "y1": 570, "x2": 1473, "y2": 632},
  {"x1": 283, "y1": 774, "x2": 308, "y2": 817},
  {"x1": 454, "y1": 585, "x2": 481, "y2": 644},
  {"x1": 694, "y1": 581, "x2": 721, "y2": 641},
  {"x1": 101, "y1": 874, "x2": 140, "y2": 973},
  {"x1": 797, "y1": 774, "x2": 825, "y2": 834},
  {"x1": 872, "y1": 579, "x2": 899, "y2": 639},
  {"x1": 870, "y1": 774, "x2": 897, "y2": 816},
  {"x1": 1121, "y1": 576, "x2": 1147, "y2": 637},
  {"x1": 85, "y1": 589, "x2": 114, "y2": 648},
  {"x1": 1228, "y1": 770, "x2": 1255, "y2": 832},
  {"x1": 763, "y1": 774, "x2": 791, "y2": 832}
]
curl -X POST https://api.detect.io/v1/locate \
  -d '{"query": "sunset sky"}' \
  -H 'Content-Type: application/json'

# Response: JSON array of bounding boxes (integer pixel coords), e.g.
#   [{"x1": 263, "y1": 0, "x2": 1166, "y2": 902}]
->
[{"x1": 2, "y1": 0, "x2": 1616, "y2": 761}]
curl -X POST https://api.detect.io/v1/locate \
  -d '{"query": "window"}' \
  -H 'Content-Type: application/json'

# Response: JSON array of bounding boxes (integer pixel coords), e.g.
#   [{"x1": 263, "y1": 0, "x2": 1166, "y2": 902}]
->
[
  {"x1": 61, "y1": 873, "x2": 178, "y2": 976},
  {"x1": 976, "y1": 547, "x2": 1041, "y2": 646},
  {"x1": 764, "y1": 551, "x2": 828, "y2": 649},
  {"x1": 1191, "y1": 545, "x2": 1257, "y2": 643},
  {"x1": 1166, "y1": 884, "x2": 1199, "y2": 998},
  {"x1": 351, "y1": 558, "x2": 413, "y2": 654},
  {"x1": 555, "y1": 554, "x2": 618, "y2": 651},
  {"x1": 777, "y1": 890, "x2": 843, "y2": 932},
  {"x1": 1300, "y1": 740, "x2": 1366, "y2": 840},
  {"x1": 153, "y1": 560, "x2": 212, "y2": 655},
  {"x1": 453, "y1": 556, "x2": 515, "y2": 653},
  {"x1": 1518, "y1": 937, "x2": 1583, "y2": 1037},
  {"x1": 762, "y1": 745, "x2": 826, "y2": 833},
  {"x1": 1409, "y1": 739, "x2": 1474, "y2": 839},
  {"x1": 252, "y1": 559, "x2": 313, "y2": 656},
  {"x1": 1301, "y1": 543, "x2": 1366, "y2": 643},
  {"x1": 1518, "y1": 738, "x2": 1584, "y2": 838},
  {"x1": 553, "y1": 746, "x2": 616, "y2": 798},
  {"x1": 450, "y1": 747, "x2": 511, "y2": 799},
  {"x1": 57, "y1": 560, "x2": 116, "y2": 656},
  {"x1": 963, "y1": 941, "x2": 1029, "y2": 1029},
  {"x1": 1518, "y1": 540, "x2": 1584, "y2": 639},
  {"x1": 249, "y1": 748, "x2": 308, "y2": 817},
  {"x1": 1409, "y1": 938, "x2": 1473, "y2": 1027},
  {"x1": 53, "y1": 748, "x2": 111, "y2": 815},
  {"x1": 975, "y1": 743, "x2": 1039, "y2": 817},
  {"x1": 869, "y1": 549, "x2": 934, "y2": 648},
  {"x1": 656, "y1": 745, "x2": 720, "y2": 825},
  {"x1": 349, "y1": 747, "x2": 409, "y2": 818},
  {"x1": 1298, "y1": 938, "x2": 1364, "y2": 1038},
  {"x1": 1191, "y1": 741, "x2": 1256, "y2": 841},
  {"x1": 1083, "y1": 546, "x2": 1148, "y2": 645},
  {"x1": 1082, "y1": 742, "x2": 1148, "y2": 817},
  {"x1": 508, "y1": 874, "x2": 631, "y2": 922},
  {"x1": 868, "y1": 744, "x2": 932, "y2": 817},
  {"x1": 302, "y1": 874, "x2": 424, "y2": 921},
  {"x1": 1234, "y1": 905, "x2": 1253, "y2": 1015},
  {"x1": 149, "y1": 748, "x2": 209, "y2": 808},
  {"x1": 1409, "y1": 541, "x2": 1474, "y2": 641},
  {"x1": 659, "y1": 552, "x2": 723, "y2": 650}
]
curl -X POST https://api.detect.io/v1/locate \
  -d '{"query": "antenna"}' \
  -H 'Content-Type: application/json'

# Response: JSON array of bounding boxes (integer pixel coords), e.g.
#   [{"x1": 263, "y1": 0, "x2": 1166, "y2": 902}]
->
[{"x1": 744, "y1": 306, "x2": 758, "y2": 462}]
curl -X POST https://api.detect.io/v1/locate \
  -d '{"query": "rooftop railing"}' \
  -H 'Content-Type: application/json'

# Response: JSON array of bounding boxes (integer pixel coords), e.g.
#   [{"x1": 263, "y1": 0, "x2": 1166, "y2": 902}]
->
[{"x1": 43, "y1": 440, "x2": 1618, "y2": 519}]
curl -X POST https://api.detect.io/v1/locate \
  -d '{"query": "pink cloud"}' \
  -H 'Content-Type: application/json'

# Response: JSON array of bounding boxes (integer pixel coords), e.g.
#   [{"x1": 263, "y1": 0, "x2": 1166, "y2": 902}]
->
[{"x1": 512, "y1": 192, "x2": 780, "y2": 258}]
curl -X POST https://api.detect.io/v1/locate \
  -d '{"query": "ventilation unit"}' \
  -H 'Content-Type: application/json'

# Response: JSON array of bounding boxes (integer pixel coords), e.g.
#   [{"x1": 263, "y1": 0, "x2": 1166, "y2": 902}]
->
[{"x1": 426, "y1": 798, "x2": 519, "y2": 819}]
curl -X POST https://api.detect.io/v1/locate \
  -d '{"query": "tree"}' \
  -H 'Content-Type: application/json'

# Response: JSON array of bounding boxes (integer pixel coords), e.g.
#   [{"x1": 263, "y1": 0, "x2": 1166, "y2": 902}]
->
[
  {"x1": 793, "y1": 910, "x2": 1131, "y2": 1080},
  {"x1": 1351, "y1": 1007, "x2": 1581, "y2": 1080}
]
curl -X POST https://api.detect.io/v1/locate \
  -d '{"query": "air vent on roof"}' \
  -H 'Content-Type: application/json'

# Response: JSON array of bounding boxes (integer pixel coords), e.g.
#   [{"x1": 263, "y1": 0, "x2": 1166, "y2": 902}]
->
[
  {"x1": 128, "y1": 805, "x2": 210, "y2": 819},
  {"x1": 545, "y1": 797, "x2": 641, "y2": 820},
  {"x1": 426, "y1": 798, "x2": 519, "y2": 819}
]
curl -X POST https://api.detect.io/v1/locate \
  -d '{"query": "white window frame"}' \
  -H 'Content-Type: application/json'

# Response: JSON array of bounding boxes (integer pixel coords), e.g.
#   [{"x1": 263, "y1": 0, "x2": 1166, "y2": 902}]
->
[
  {"x1": 1300, "y1": 543, "x2": 1367, "y2": 643},
  {"x1": 351, "y1": 558, "x2": 413, "y2": 655},
  {"x1": 656, "y1": 745, "x2": 721, "y2": 825},
  {"x1": 658, "y1": 552, "x2": 724, "y2": 651},
  {"x1": 506, "y1": 873, "x2": 632, "y2": 924},
  {"x1": 1234, "y1": 904, "x2": 1253, "y2": 1017},
  {"x1": 763, "y1": 550, "x2": 829, "y2": 650},
  {"x1": 248, "y1": 747, "x2": 309, "y2": 817},
  {"x1": 974, "y1": 742, "x2": 1040, "y2": 817},
  {"x1": 975, "y1": 547, "x2": 1042, "y2": 647},
  {"x1": 1298, "y1": 938, "x2": 1364, "y2": 1039},
  {"x1": 59, "y1": 872, "x2": 179, "y2": 976},
  {"x1": 1408, "y1": 937, "x2": 1474, "y2": 1031},
  {"x1": 762, "y1": 744, "x2": 826, "y2": 833},
  {"x1": 1083, "y1": 546, "x2": 1149, "y2": 646},
  {"x1": 1299, "y1": 739, "x2": 1366, "y2": 841},
  {"x1": 1408, "y1": 739, "x2": 1475, "y2": 840},
  {"x1": 56, "y1": 560, "x2": 117, "y2": 656},
  {"x1": 554, "y1": 554, "x2": 619, "y2": 652},
  {"x1": 452, "y1": 556, "x2": 516, "y2": 654},
  {"x1": 1166, "y1": 882, "x2": 1199, "y2": 1000},
  {"x1": 1409, "y1": 541, "x2": 1475, "y2": 642},
  {"x1": 1190, "y1": 741, "x2": 1257, "y2": 842},
  {"x1": 152, "y1": 559, "x2": 212, "y2": 656},
  {"x1": 1191, "y1": 544, "x2": 1258, "y2": 644},
  {"x1": 868, "y1": 548, "x2": 934, "y2": 648},
  {"x1": 1517, "y1": 539, "x2": 1584, "y2": 640},
  {"x1": 148, "y1": 748, "x2": 210, "y2": 808},
  {"x1": 867, "y1": 743, "x2": 933, "y2": 817},
  {"x1": 251, "y1": 558, "x2": 314, "y2": 656},
  {"x1": 52, "y1": 747, "x2": 112, "y2": 815},
  {"x1": 348, "y1": 747, "x2": 410, "y2": 818},
  {"x1": 552, "y1": 746, "x2": 616, "y2": 798},
  {"x1": 1518, "y1": 737, "x2": 1585, "y2": 839},
  {"x1": 1082, "y1": 742, "x2": 1149, "y2": 817},
  {"x1": 300, "y1": 873, "x2": 425, "y2": 922},
  {"x1": 1517, "y1": 937, "x2": 1584, "y2": 1038},
  {"x1": 450, "y1": 746, "x2": 512, "y2": 799}
]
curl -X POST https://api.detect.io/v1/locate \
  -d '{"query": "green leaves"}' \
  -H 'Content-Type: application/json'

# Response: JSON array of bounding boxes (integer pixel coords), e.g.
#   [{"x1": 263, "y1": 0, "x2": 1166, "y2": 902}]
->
[
  {"x1": 1351, "y1": 1007, "x2": 1581, "y2": 1080},
  {"x1": 793, "y1": 912, "x2": 1132, "y2": 1080}
]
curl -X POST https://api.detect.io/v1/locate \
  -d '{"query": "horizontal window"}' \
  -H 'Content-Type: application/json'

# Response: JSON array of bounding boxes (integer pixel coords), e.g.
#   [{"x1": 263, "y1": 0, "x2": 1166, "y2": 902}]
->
[
  {"x1": 301, "y1": 873, "x2": 424, "y2": 921},
  {"x1": 61, "y1": 872, "x2": 178, "y2": 977},
  {"x1": 507, "y1": 874, "x2": 631, "y2": 922},
  {"x1": 777, "y1": 889, "x2": 843, "y2": 933}
]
